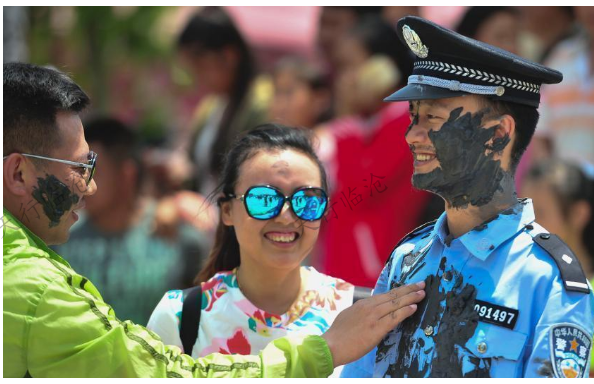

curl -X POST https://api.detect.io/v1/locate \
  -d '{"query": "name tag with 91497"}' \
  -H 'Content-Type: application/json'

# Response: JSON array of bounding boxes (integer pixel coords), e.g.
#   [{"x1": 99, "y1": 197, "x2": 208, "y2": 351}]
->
[{"x1": 474, "y1": 300, "x2": 519, "y2": 330}]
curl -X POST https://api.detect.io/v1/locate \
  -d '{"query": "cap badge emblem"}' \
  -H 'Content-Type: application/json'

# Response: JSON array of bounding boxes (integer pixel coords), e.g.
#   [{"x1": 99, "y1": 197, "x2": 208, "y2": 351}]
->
[{"x1": 403, "y1": 25, "x2": 429, "y2": 58}]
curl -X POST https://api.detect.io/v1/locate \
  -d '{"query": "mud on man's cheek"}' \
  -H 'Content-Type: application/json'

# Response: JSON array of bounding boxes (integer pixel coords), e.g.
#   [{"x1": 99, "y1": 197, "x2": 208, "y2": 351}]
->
[
  {"x1": 412, "y1": 107, "x2": 511, "y2": 208},
  {"x1": 32, "y1": 174, "x2": 80, "y2": 228}
]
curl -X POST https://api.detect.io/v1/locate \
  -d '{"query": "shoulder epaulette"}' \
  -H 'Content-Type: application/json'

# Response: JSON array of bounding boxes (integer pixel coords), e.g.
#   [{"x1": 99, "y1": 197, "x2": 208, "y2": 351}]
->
[
  {"x1": 385, "y1": 220, "x2": 437, "y2": 266},
  {"x1": 533, "y1": 233, "x2": 590, "y2": 294}
]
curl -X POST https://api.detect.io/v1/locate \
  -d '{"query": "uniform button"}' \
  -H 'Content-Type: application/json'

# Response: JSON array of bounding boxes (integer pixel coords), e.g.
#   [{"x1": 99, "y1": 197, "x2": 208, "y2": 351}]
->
[
  {"x1": 424, "y1": 325, "x2": 434, "y2": 336},
  {"x1": 540, "y1": 233, "x2": 551, "y2": 240},
  {"x1": 443, "y1": 271, "x2": 452, "y2": 282},
  {"x1": 477, "y1": 342, "x2": 488, "y2": 354}
]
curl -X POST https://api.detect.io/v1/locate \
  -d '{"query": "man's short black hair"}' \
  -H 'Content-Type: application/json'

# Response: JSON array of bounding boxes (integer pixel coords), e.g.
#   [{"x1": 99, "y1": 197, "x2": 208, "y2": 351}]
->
[
  {"x1": 480, "y1": 97, "x2": 540, "y2": 172},
  {"x1": 3, "y1": 62, "x2": 90, "y2": 157}
]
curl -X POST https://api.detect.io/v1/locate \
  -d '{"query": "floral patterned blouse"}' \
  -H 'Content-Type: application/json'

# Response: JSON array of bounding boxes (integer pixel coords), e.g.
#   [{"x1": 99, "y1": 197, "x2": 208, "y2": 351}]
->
[{"x1": 147, "y1": 266, "x2": 354, "y2": 359}]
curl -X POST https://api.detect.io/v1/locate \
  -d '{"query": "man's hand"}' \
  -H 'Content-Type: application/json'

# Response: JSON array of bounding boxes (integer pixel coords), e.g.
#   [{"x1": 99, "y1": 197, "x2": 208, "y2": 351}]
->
[{"x1": 322, "y1": 281, "x2": 426, "y2": 367}]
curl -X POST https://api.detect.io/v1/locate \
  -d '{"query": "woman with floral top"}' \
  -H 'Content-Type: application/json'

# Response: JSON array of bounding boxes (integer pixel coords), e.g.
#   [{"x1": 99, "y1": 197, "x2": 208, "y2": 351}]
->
[{"x1": 148, "y1": 124, "x2": 355, "y2": 363}]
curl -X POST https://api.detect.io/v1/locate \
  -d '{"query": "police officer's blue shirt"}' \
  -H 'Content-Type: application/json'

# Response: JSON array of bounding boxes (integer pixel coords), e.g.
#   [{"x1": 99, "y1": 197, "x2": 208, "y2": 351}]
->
[{"x1": 342, "y1": 198, "x2": 594, "y2": 378}]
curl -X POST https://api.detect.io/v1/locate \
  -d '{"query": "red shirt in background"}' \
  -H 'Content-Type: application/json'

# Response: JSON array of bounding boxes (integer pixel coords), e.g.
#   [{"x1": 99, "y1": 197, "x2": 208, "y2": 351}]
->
[{"x1": 319, "y1": 102, "x2": 431, "y2": 288}]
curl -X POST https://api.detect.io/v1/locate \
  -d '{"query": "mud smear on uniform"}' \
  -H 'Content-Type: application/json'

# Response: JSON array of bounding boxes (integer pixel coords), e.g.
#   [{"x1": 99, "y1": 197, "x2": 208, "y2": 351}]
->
[
  {"x1": 412, "y1": 107, "x2": 511, "y2": 209},
  {"x1": 377, "y1": 256, "x2": 491, "y2": 377},
  {"x1": 534, "y1": 358, "x2": 554, "y2": 377},
  {"x1": 32, "y1": 175, "x2": 79, "y2": 227}
]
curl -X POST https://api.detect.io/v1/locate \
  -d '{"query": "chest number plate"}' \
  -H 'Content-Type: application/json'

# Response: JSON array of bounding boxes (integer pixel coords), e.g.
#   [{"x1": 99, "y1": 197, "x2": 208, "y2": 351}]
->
[{"x1": 474, "y1": 300, "x2": 519, "y2": 330}]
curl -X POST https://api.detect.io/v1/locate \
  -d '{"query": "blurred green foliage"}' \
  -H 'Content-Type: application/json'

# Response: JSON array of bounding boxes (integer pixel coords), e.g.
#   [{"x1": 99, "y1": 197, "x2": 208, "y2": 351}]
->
[{"x1": 28, "y1": 6, "x2": 175, "y2": 113}]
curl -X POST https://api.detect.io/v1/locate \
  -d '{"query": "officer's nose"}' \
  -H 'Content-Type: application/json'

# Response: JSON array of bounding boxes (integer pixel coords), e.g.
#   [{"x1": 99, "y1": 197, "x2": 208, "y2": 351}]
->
[{"x1": 405, "y1": 120, "x2": 430, "y2": 146}]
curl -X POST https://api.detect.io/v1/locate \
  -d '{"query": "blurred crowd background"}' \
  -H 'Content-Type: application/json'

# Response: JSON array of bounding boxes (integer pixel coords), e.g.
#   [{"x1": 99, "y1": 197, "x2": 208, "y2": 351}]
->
[{"x1": 4, "y1": 6, "x2": 593, "y2": 326}]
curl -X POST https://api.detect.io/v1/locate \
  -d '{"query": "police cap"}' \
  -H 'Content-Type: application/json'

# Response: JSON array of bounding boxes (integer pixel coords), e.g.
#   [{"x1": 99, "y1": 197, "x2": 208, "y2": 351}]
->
[{"x1": 385, "y1": 16, "x2": 563, "y2": 107}]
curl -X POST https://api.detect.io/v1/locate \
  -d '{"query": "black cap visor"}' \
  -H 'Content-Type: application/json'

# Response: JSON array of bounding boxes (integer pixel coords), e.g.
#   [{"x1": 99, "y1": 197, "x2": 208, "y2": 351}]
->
[{"x1": 384, "y1": 83, "x2": 468, "y2": 103}]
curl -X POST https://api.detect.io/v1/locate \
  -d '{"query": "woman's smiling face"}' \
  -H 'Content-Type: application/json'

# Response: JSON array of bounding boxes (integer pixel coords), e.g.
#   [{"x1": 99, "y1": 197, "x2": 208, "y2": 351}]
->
[{"x1": 221, "y1": 148, "x2": 324, "y2": 272}]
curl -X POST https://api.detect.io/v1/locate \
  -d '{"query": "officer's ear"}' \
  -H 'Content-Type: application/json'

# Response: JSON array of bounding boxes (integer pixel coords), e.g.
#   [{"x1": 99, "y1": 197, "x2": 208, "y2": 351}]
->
[
  {"x1": 486, "y1": 113, "x2": 515, "y2": 169},
  {"x1": 492, "y1": 114, "x2": 515, "y2": 147}
]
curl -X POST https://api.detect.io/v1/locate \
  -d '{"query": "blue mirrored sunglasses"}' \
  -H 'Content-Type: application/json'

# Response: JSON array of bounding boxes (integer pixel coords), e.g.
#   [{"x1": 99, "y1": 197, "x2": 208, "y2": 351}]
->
[{"x1": 227, "y1": 185, "x2": 328, "y2": 221}]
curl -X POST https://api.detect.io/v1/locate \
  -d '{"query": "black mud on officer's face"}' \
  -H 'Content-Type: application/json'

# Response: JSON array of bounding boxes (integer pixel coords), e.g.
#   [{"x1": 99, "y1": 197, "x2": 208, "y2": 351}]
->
[{"x1": 406, "y1": 98, "x2": 511, "y2": 209}]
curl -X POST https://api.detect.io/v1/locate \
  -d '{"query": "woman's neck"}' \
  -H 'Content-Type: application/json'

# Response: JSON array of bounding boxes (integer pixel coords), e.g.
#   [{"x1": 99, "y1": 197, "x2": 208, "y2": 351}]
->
[{"x1": 236, "y1": 262, "x2": 303, "y2": 316}]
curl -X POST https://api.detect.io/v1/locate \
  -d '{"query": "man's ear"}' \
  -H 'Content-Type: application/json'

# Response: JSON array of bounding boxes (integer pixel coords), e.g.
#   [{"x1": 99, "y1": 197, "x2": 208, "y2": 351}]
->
[
  {"x1": 3, "y1": 154, "x2": 32, "y2": 197},
  {"x1": 220, "y1": 200, "x2": 234, "y2": 226}
]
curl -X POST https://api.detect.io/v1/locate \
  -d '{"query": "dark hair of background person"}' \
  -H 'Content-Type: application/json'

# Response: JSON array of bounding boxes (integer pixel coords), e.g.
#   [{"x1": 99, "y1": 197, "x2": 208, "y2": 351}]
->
[
  {"x1": 348, "y1": 15, "x2": 414, "y2": 89},
  {"x1": 525, "y1": 159, "x2": 594, "y2": 263},
  {"x1": 83, "y1": 117, "x2": 144, "y2": 188},
  {"x1": 478, "y1": 97, "x2": 540, "y2": 171},
  {"x1": 273, "y1": 56, "x2": 333, "y2": 125},
  {"x1": 177, "y1": 6, "x2": 256, "y2": 176},
  {"x1": 195, "y1": 123, "x2": 329, "y2": 284},
  {"x1": 455, "y1": 6, "x2": 519, "y2": 39},
  {"x1": 4, "y1": 62, "x2": 90, "y2": 158}
]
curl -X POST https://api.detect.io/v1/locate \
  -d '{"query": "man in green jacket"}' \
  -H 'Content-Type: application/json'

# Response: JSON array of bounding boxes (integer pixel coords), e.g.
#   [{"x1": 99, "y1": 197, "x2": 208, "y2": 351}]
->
[{"x1": 2, "y1": 62, "x2": 426, "y2": 378}]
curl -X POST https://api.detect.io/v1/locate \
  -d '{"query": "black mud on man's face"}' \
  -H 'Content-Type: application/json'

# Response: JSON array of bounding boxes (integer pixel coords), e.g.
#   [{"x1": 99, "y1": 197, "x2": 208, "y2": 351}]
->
[
  {"x1": 32, "y1": 175, "x2": 80, "y2": 228},
  {"x1": 412, "y1": 107, "x2": 511, "y2": 209}
]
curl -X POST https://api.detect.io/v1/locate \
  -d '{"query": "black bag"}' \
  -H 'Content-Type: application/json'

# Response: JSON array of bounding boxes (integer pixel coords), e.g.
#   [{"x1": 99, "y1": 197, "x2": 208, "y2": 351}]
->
[{"x1": 180, "y1": 285, "x2": 202, "y2": 355}]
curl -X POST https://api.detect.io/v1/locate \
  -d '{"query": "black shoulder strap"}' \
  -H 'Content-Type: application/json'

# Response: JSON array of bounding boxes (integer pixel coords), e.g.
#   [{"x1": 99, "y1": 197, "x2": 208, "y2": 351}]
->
[
  {"x1": 385, "y1": 220, "x2": 437, "y2": 265},
  {"x1": 180, "y1": 285, "x2": 203, "y2": 354},
  {"x1": 533, "y1": 233, "x2": 590, "y2": 294},
  {"x1": 353, "y1": 286, "x2": 372, "y2": 303}
]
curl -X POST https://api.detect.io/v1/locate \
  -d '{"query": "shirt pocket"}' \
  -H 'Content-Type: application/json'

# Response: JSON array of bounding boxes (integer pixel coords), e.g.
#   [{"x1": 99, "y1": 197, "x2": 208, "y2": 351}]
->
[{"x1": 462, "y1": 322, "x2": 528, "y2": 377}]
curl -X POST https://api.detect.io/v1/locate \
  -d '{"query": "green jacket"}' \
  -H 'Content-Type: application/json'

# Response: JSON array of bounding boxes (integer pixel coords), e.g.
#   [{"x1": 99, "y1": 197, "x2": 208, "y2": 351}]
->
[{"x1": 2, "y1": 209, "x2": 334, "y2": 378}]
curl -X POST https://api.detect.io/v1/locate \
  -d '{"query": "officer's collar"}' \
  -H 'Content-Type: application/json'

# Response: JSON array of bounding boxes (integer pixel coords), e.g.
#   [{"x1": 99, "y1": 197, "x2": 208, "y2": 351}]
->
[{"x1": 432, "y1": 198, "x2": 536, "y2": 261}]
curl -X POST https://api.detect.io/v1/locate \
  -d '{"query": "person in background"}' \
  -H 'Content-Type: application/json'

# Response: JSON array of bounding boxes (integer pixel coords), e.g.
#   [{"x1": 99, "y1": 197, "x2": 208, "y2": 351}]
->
[
  {"x1": 269, "y1": 57, "x2": 332, "y2": 130},
  {"x1": 175, "y1": 6, "x2": 271, "y2": 195},
  {"x1": 4, "y1": 61, "x2": 427, "y2": 378},
  {"x1": 522, "y1": 159, "x2": 594, "y2": 378},
  {"x1": 532, "y1": 6, "x2": 594, "y2": 167},
  {"x1": 521, "y1": 159, "x2": 594, "y2": 280},
  {"x1": 517, "y1": 6, "x2": 577, "y2": 63},
  {"x1": 314, "y1": 15, "x2": 430, "y2": 287},
  {"x1": 455, "y1": 6, "x2": 521, "y2": 55},
  {"x1": 316, "y1": 6, "x2": 382, "y2": 81},
  {"x1": 148, "y1": 124, "x2": 360, "y2": 377},
  {"x1": 150, "y1": 6, "x2": 272, "y2": 246},
  {"x1": 53, "y1": 117, "x2": 209, "y2": 325}
]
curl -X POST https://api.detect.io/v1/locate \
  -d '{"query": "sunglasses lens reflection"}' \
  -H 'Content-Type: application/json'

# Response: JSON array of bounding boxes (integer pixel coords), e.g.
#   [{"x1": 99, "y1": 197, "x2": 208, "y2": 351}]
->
[
  {"x1": 245, "y1": 187, "x2": 284, "y2": 219},
  {"x1": 292, "y1": 189, "x2": 327, "y2": 221}
]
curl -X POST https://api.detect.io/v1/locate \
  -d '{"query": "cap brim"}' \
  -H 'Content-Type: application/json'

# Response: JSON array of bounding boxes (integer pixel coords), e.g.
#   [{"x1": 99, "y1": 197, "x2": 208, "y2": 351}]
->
[{"x1": 384, "y1": 84, "x2": 468, "y2": 102}]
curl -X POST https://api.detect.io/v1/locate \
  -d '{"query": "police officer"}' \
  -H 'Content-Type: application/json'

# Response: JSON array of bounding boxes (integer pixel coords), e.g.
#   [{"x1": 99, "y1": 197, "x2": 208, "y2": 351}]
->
[{"x1": 342, "y1": 16, "x2": 594, "y2": 378}]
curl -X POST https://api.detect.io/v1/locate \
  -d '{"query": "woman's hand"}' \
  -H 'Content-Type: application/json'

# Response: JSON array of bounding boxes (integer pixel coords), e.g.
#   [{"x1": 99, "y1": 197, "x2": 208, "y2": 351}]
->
[{"x1": 322, "y1": 281, "x2": 426, "y2": 367}]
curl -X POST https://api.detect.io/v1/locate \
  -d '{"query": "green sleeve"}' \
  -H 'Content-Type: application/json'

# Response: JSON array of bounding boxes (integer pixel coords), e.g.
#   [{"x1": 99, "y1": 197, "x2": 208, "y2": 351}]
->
[{"x1": 26, "y1": 265, "x2": 334, "y2": 378}]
